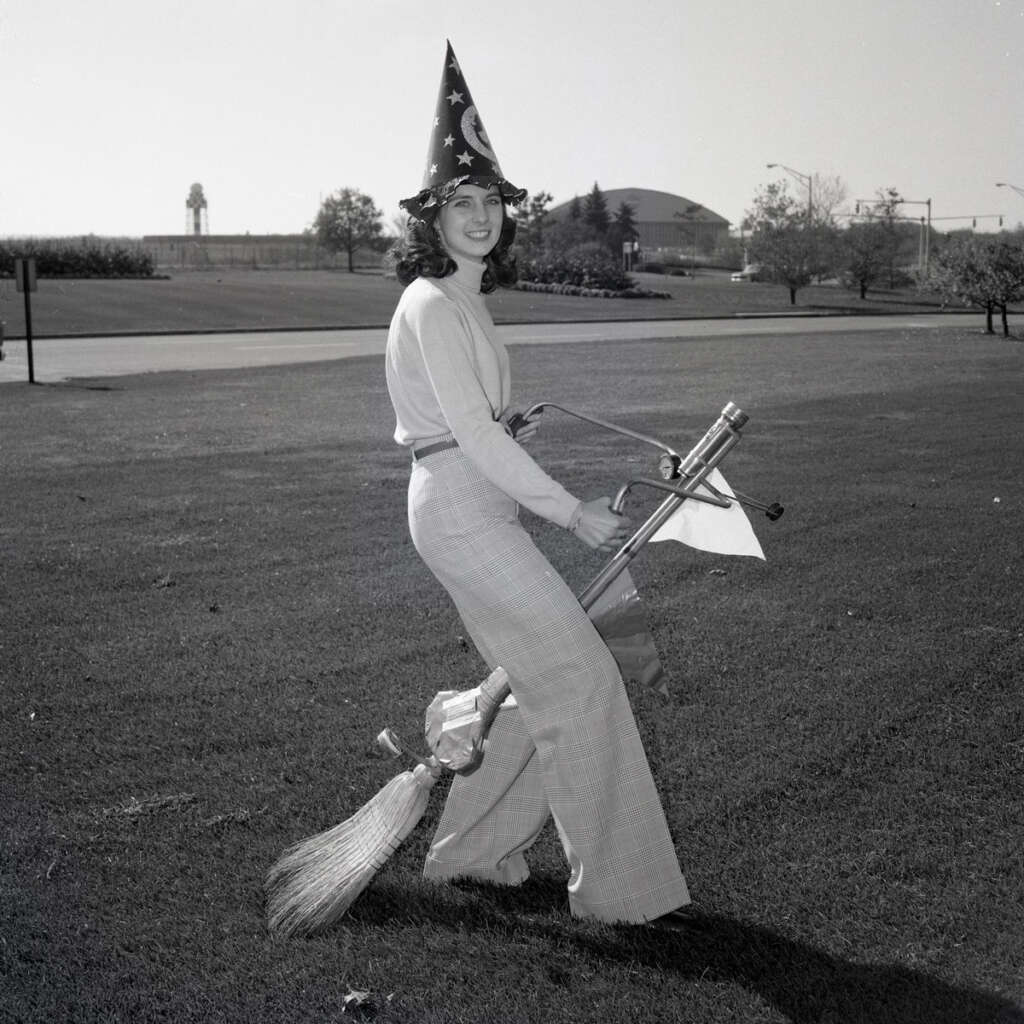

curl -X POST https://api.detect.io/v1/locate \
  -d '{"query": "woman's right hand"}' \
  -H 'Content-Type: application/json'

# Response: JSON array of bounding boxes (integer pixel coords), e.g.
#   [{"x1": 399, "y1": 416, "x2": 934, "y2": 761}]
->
[{"x1": 572, "y1": 497, "x2": 631, "y2": 552}]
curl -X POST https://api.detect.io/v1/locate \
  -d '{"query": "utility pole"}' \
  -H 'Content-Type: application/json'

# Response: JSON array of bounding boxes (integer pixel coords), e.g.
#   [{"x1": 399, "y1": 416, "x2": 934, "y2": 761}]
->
[{"x1": 899, "y1": 198, "x2": 931, "y2": 272}]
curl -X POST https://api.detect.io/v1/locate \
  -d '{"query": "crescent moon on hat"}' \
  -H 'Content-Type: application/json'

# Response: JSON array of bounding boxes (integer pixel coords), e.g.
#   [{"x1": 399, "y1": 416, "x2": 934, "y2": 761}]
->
[{"x1": 461, "y1": 106, "x2": 496, "y2": 161}]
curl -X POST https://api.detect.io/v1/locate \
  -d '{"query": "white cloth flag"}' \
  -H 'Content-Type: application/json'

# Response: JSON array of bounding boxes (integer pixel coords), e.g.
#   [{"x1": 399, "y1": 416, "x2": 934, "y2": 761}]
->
[{"x1": 650, "y1": 468, "x2": 765, "y2": 559}]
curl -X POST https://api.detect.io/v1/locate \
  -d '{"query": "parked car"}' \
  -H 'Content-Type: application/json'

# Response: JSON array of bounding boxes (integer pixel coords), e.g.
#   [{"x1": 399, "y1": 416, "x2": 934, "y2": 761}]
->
[{"x1": 730, "y1": 264, "x2": 762, "y2": 282}]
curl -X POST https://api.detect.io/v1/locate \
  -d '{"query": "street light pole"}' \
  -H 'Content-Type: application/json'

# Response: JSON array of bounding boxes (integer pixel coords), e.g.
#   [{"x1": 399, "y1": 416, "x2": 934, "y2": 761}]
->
[
  {"x1": 766, "y1": 163, "x2": 813, "y2": 223},
  {"x1": 996, "y1": 182, "x2": 1024, "y2": 199}
]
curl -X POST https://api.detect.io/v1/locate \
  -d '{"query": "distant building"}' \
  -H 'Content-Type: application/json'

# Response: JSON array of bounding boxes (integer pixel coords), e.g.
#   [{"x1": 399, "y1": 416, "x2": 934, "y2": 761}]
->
[
  {"x1": 141, "y1": 234, "x2": 380, "y2": 270},
  {"x1": 548, "y1": 187, "x2": 730, "y2": 255}
]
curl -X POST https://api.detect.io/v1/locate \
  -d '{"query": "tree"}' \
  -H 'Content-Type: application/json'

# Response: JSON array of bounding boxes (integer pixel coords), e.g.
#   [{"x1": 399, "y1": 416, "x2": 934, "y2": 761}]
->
[
  {"x1": 809, "y1": 173, "x2": 848, "y2": 224},
  {"x1": 583, "y1": 182, "x2": 610, "y2": 238},
  {"x1": 312, "y1": 188, "x2": 384, "y2": 272},
  {"x1": 674, "y1": 203, "x2": 709, "y2": 271},
  {"x1": 545, "y1": 215, "x2": 595, "y2": 251},
  {"x1": 545, "y1": 191, "x2": 599, "y2": 251},
  {"x1": 930, "y1": 236, "x2": 1024, "y2": 336},
  {"x1": 513, "y1": 191, "x2": 554, "y2": 256},
  {"x1": 854, "y1": 188, "x2": 906, "y2": 287},
  {"x1": 712, "y1": 232, "x2": 746, "y2": 270},
  {"x1": 859, "y1": 187, "x2": 902, "y2": 222},
  {"x1": 613, "y1": 201, "x2": 638, "y2": 237},
  {"x1": 384, "y1": 210, "x2": 409, "y2": 248},
  {"x1": 606, "y1": 201, "x2": 638, "y2": 258},
  {"x1": 745, "y1": 182, "x2": 834, "y2": 304},
  {"x1": 840, "y1": 220, "x2": 897, "y2": 299}
]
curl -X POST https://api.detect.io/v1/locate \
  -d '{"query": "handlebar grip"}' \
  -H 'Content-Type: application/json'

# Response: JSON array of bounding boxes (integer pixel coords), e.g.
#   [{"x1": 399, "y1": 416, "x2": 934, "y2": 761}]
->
[{"x1": 506, "y1": 413, "x2": 527, "y2": 437}]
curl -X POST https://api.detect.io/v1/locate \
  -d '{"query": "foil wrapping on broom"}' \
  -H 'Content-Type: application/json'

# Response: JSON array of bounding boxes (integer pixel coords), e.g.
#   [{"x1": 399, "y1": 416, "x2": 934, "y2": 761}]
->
[
  {"x1": 265, "y1": 401, "x2": 784, "y2": 935},
  {"x1": 587, "y1": 568, "x2": 667, "y2": 696},
  {"x1": 424, "y1": 666, "x2": 510, "y2": 772}
]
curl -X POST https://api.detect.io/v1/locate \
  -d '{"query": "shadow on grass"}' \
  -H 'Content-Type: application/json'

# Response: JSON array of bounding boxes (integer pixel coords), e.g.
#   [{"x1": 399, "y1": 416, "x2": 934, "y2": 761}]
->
[
  {"x1": 347, "y1": 881, "x2": 1022, "y2": 1024},
  {"x1": 595, "y1": 913, "x2": 1023, "y2": 1024}
]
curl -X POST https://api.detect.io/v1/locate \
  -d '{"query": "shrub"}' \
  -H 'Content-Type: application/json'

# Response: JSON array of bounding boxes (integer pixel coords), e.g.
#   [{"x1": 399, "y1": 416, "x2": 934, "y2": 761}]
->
[
  {"x1": 518, "y1": 241, "x2": 632, "y2": 291},
  {"x1": 512, "y1": 280, "x2": 670, "y2": 299},
  {"x1": 0, "y1": 237, "x2": 155, "y2": 278}
]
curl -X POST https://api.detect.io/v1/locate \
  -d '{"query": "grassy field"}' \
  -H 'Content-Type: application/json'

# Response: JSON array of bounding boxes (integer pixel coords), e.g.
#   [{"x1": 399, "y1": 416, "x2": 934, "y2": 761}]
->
[
  {"x1": 2, "y1": 323, "x2": 1023, "y2": 1023},
  {"x1": 0, "y1": 268, "x2": 965, "y2": 339}
]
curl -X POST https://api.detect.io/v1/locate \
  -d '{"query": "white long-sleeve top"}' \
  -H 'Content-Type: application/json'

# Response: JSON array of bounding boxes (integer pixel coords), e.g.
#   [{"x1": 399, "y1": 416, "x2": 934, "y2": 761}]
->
[{"x1": 385, "y1": 258, "x2": 580, "y2": 529}]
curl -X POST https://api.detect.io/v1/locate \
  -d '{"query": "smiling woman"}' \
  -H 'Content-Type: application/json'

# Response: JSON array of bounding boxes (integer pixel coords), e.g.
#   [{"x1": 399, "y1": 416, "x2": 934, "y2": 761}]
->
[{"x1": 376, "y1": 41, "x2": 692, "y2": 928}]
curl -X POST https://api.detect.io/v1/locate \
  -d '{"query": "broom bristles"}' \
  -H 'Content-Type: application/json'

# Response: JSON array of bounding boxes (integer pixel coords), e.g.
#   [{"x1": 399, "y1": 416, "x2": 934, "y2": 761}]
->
[{"x1": 266, "y1": 764, "x2": 438, "y2": 936}]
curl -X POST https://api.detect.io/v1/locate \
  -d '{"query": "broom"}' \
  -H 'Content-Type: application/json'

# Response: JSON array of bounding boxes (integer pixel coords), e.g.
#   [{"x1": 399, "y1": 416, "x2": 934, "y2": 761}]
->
[
  {"x1": 265, "y1": 729, "x2": 440, "y2": 936},
  {"x1": 266, "y1": 401, "x2": 772, "y2": 935}
]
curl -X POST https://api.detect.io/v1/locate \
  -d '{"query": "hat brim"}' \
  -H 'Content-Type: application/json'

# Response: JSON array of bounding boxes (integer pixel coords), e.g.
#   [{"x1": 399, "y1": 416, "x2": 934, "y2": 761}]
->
[{"x1": 400, "y1": 175, "x2": 528, "y2": 223}]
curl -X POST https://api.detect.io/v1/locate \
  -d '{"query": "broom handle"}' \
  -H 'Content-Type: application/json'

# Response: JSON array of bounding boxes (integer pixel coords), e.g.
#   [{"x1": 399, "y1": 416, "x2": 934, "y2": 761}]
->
[{"x1": 476, "y1": 401, "x2": 748, "y2": 722}]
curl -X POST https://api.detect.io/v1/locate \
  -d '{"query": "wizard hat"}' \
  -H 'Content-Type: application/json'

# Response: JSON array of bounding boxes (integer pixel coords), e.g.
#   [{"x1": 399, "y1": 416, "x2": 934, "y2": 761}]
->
[{"x1": 400, "y1": 42, "x2": 527, "y2": 222}]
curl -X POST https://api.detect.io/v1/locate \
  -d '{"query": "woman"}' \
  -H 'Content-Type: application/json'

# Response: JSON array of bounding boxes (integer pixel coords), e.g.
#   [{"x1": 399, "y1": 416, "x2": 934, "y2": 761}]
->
[{"x1": 385, "y1": 43, "x2": 691, "y2": 927}]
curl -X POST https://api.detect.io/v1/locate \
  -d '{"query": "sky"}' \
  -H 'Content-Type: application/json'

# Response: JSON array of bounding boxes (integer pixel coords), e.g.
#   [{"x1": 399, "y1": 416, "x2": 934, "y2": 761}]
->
[{"x1": 2, "y1": 0, "x2": 1023, "y2": 238}]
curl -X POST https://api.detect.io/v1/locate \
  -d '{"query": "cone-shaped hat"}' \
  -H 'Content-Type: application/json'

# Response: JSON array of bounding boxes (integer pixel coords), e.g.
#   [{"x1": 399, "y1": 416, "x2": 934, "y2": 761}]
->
[{"x1": 400, "y1": 42, "x2": 527, "y2": 223}]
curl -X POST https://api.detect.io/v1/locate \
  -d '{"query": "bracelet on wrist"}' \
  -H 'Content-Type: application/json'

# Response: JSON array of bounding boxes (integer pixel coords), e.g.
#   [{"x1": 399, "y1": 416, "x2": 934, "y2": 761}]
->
[{"x1": 567, "y1": 501, "x2": 584, "y2": 534}]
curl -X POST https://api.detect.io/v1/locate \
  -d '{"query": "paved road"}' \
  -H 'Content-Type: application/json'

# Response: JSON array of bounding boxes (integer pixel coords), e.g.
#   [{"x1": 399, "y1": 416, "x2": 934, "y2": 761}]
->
[{"x1": 0, "y1": 313, "x2": 992, "y2": 385}]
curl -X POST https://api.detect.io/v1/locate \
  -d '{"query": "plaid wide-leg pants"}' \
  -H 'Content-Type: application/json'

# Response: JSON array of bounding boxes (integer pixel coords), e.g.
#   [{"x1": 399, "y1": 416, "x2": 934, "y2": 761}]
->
[{"x1": 408, "y1": 447, "x2": 690, "y2": 924}]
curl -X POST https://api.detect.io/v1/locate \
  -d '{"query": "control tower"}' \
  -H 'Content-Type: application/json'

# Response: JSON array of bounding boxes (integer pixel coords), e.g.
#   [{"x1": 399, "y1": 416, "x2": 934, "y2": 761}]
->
[{"x1": 185, "y1": 183, "x2": 208, "y2": 235}]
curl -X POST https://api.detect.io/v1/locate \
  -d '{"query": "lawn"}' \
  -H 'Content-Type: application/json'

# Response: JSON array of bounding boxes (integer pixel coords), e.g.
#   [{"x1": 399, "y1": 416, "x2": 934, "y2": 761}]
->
[
  {"x1": 1, "y1": 323, "x2": 1022, "y2": 1023},
  {"x1": 0, "y1": 268, "x2": 962, "y2": 339}
]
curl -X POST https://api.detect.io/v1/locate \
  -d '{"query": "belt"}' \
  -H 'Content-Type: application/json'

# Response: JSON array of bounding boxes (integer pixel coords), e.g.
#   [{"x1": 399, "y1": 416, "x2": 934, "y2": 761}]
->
[{"x1": 412, "y1": 438, "x2": 460, "y2": 461}]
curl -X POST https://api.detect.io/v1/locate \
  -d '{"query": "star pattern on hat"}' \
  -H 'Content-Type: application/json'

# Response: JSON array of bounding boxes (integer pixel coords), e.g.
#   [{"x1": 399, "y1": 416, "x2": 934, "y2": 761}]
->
[{"x1": 401, "y1": 42, "x2": 526, "y2": 220}]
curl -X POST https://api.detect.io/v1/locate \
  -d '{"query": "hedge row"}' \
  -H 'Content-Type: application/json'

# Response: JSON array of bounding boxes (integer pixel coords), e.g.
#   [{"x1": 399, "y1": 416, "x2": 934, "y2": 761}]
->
[
  {"x1": 513, "y1": 280, "x2": 670, "y2": 299},
  {"x1": 0, "y1": 239, "x2": 155, "y2": 278},
  {"x1": 518, "y1": 241, "x2": 633, "y2": 291}
]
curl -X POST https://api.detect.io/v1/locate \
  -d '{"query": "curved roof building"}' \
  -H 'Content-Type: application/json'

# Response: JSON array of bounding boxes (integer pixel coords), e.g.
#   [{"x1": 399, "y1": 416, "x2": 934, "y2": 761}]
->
[{"x1": 549, "y1": 187, "x2": 730, "y2": 252}]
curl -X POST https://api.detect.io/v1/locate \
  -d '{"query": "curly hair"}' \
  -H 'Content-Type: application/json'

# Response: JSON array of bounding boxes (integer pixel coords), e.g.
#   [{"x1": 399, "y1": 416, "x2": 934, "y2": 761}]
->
[{"x1": 388, "y1": 213, "x2": 518, "y2": 294}]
